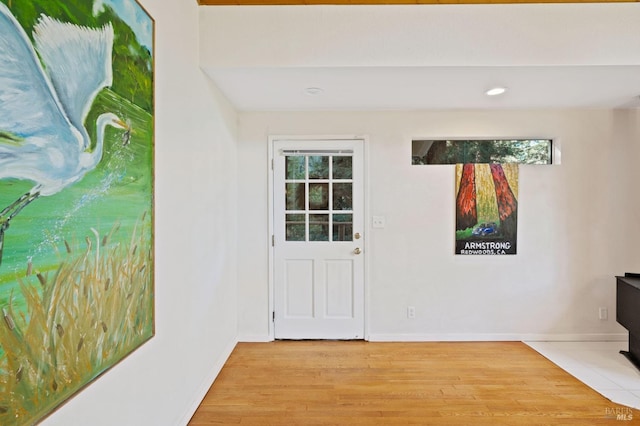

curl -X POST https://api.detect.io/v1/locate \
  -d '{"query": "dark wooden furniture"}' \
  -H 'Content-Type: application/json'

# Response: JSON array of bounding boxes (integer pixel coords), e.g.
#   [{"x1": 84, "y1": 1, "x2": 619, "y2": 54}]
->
[{"x1": 616, "y1": 273, "x2": 640, "y2": 370}]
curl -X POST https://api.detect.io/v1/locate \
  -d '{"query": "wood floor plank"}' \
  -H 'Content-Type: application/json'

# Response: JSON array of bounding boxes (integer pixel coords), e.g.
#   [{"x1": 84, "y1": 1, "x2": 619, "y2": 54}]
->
[{"x1": 189, "y1": 341, "x2": 636, "y2": 425}]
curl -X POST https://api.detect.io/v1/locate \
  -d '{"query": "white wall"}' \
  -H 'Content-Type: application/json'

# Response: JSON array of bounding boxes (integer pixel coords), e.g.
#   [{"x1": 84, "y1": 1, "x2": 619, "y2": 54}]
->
[
  {"x1": 200, "y1": 4, "x2": 640, "y2": 68},
  {"x1": 238, "y1": 109, "x2": 640, "y2": 341},
  {"x1": 43, "y1": 0, "x2": 239, "y2": 424}
]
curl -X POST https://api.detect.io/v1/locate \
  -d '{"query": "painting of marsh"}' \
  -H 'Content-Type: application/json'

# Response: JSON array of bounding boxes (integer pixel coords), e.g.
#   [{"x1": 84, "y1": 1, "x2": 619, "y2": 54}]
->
[{"x1": 0, "y1": 0, "x2": 153, "y2": 423}]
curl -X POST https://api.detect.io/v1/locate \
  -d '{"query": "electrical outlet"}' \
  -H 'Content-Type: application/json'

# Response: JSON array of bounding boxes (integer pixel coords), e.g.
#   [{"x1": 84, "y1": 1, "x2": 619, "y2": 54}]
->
[
  {"x1": 599, "y1": 307, "x2": 608, "y2": 320},
  {"x1": 407, "y1": 306, "x2": 416, "y2": 319}
]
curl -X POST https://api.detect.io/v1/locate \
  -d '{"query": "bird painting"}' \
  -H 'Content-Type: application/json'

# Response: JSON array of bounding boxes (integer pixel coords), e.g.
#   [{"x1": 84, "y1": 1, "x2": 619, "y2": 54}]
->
[
  {"x1": 0, "y1": 3, "x2": 153, "y2": 424},
  {"x1": 0, "y1": 3, "x2": 129, "y2": 266}
]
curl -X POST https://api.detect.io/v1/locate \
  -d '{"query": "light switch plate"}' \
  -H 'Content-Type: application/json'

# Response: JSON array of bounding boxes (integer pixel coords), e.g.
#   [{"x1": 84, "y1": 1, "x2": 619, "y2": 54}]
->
[{"x1": 372, "y1": 216, "x2": 385, "y2": 228}]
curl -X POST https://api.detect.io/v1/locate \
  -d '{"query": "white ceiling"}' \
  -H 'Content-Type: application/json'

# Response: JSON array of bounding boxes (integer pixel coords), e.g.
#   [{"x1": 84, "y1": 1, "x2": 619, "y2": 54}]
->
[
  {"x1": 206, "y1": 65, "x2": 640, "y2": 111},
  {"x1": 199, "y1": 5, "x2": 640, "y2": 111}
]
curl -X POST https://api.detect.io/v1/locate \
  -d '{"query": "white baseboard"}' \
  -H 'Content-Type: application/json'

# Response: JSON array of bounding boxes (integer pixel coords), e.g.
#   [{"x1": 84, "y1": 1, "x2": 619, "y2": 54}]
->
[
  {"x1": 179, "y1": 337, "x2": 238, "y2": 425},
  {"x1": 368, "y1": 333, "x2": 628, "y2": 342},
  {"x1": 233, "y1": 333, "x2": 628, "y2": 343},
  {"x1": 237, "y1": 334, "x2": 272, "y2": 342},
  {"x1": 521, "y1": 333, "x2": 627, "y2": 342}
]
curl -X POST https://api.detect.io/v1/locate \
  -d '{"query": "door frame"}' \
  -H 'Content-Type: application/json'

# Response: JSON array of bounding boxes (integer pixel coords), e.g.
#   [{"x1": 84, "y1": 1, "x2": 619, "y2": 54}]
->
[{"x1": 268, "y1": 135, "x2": 370, "y2": 341}]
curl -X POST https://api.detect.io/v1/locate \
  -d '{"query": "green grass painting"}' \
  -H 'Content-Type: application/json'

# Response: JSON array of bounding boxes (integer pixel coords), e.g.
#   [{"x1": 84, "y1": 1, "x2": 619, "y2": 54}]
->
[{"x1": 0, "y1": 1, "x2": 154, "y2": 424}]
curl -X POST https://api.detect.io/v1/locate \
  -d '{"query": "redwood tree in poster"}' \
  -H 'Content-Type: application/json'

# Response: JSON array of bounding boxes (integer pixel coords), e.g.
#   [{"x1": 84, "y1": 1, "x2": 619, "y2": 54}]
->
[
  {"x1": 489, "y1": 164, "x2": 518, "y2": 241},
  {"x1": 456, "y1": 163, "x2": 477, "y2": 231}
]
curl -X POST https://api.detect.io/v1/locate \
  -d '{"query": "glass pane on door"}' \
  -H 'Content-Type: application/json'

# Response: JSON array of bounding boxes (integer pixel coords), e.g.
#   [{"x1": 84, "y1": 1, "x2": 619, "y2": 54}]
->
[
  {"x1": 333, "y1": 183, "x2": 352, "y2": 210},
  {"x1": 309, "y1": 183, "x2": 329, "y2": 210},
  {"x1": 333, "y1": 214, "x2": 353, "y2": 242},
  {"x1": 332, "y1": 156, "x2": 352, "y2": 179},
  {"x1": 284, "y1": 152, "x2": 354, "y2": 242},
  {"x1": 286, "y1": 214, "x2": 306, "y2": 241},
  {"x1": 286, "y1": 183, "x2": 305, "y2": 210},
  {"x1": 286, "y1": 156, "x2": 306, "y2": 179},
  {"x1": 309, "y1": 214, "x2": 329, "y2": 241},
  {"x1": 309, "y1": 156, "x2": 329, "y2": 179}
]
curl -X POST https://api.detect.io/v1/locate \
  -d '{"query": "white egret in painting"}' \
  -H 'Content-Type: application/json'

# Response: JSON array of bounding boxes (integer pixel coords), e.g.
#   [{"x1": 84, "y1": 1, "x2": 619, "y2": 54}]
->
[{"x1": 0, "y1": 3, "x2": 129, "y2": 266}]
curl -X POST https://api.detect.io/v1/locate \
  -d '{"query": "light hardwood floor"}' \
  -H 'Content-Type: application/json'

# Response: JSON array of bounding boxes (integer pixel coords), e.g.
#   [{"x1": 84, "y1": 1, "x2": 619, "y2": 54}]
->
[{"x1": 189, "y1": 341, "x2": 636, "y2": 425}]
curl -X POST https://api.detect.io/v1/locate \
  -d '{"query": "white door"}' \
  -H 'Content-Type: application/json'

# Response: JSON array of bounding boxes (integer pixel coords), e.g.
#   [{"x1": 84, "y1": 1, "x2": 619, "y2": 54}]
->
[{"x1": 273, "y1": 139, "x2": 364, "y2": 339}]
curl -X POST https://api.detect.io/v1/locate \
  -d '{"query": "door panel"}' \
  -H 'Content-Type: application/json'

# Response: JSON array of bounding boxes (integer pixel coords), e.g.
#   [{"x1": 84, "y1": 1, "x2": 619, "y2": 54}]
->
[
  {"x1": 325, "y1": 260, "x2": 353, "y2": 318},
  {"x1": 285, "y1": 260, "x2": 314, "y2": 318},
  {"x1": 273, "y1": 140, "x2": 364, "y2": 339}
]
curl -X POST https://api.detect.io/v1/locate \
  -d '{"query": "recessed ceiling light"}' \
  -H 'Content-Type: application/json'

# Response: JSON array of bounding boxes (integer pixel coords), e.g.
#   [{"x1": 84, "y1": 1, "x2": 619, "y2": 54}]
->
[
  {"x1": 304, "y1": 87, "x2": 324, "y2": 96},
  {"x1": 486, "y1": 87, "x2": 507, "y2": 97}
]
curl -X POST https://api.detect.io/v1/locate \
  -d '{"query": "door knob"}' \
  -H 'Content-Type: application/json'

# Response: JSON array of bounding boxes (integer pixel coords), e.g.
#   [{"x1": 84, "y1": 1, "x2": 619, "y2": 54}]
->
[{"x1": 354, "y1": 247, "x2": 361, "y2": 255}]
